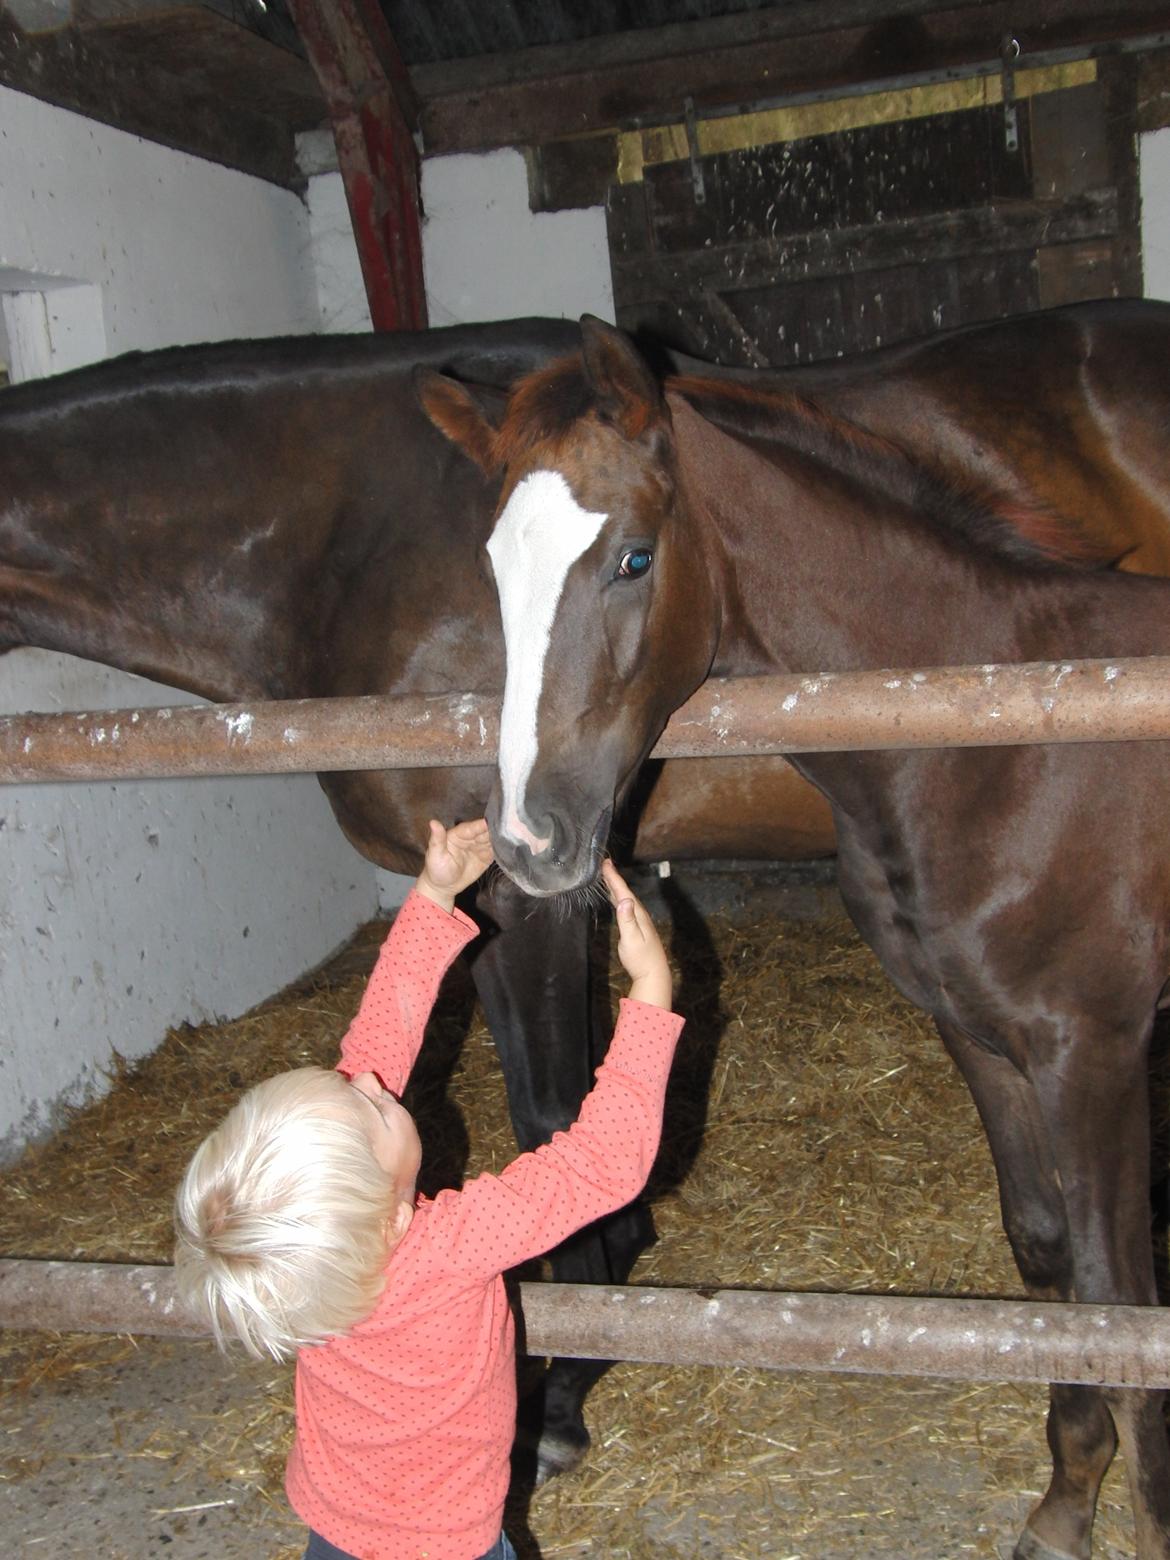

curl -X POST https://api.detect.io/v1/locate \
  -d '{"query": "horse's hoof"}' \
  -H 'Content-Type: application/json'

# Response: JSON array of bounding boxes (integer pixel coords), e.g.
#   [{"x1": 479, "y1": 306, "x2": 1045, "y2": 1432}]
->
[
  {"x1": 1013, "y1": 1527, "x2": 1087, "y2": 1560},
  {"x1": 534, "y1": 1429, "x2": 590, "y2": 1487}
]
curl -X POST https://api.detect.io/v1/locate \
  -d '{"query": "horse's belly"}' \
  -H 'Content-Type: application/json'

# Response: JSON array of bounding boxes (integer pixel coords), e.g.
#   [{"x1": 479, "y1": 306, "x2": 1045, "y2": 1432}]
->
[{"x1": 631, "y1": 757, "x2": 836, "y2": 862}]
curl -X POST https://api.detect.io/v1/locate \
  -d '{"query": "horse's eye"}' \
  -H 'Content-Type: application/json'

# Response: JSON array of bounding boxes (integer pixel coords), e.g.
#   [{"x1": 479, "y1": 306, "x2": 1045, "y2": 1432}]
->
[{"x1": 616, "y1": 547, "x2": 653, "y2": 579}]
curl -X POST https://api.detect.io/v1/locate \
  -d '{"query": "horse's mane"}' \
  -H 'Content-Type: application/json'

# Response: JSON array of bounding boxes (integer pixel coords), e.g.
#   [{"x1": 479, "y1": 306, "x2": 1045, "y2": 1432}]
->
[
  {"x1": 490, "y1": 354, "x2": 1115, "y2": 571},
  {"x1": 668, "y1": 373, "x2": 1115, "y2": 572}
]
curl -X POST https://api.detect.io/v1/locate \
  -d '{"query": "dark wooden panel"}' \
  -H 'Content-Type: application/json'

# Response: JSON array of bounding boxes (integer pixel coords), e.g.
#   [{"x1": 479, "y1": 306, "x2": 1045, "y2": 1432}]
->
[
  {"x1": 626, "y1": 105, "x2": 1034, "y2": 260},
  {"x1": 1138, "y1": 45, "x2": 1170, "y2": 131},
  {"x1": 612, "y1": 190, "x2": 1119, "y2": 305},
  {"x1": 609, "y1": 67, "x2": 1139, "y2": 368},
  {"x1": 528, "y1": 136, "x2": 619, "y2": 213},
  {"x1": 628, "y1": 249, "x2": 1040, "y2": 367}
]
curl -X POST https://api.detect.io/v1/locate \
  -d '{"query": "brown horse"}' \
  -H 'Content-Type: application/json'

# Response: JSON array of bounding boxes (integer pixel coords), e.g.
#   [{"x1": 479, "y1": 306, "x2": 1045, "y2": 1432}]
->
[
  {"x1": 5, "y1": 304, "x2": 1170, "y2": 1491},
  {"x1": 420, "y1": 313, "x2": 1170, "y2": 1558}
]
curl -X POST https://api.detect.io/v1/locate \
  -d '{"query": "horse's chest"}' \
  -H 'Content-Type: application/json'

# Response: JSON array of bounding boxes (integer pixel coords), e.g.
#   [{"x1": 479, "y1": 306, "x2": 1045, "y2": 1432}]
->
[{"x1": 829, "y1": 739, "x2": 1170, "y2": 1050}]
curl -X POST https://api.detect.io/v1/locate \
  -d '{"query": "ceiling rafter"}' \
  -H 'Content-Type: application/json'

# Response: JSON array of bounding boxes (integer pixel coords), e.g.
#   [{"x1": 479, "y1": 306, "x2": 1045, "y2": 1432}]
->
[{"x1": 0, "y1": 1, "x2": 1167, "y2": 188}]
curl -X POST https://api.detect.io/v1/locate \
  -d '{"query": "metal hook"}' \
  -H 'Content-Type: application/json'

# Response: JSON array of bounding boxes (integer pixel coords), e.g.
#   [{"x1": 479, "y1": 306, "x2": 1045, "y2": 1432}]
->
[
  {"x1": 684, "y1": 97, "x2": 706, "y2": 206},
  {"x1": 1001, "y1": 34, "x2": 1020, "y2": 154}
]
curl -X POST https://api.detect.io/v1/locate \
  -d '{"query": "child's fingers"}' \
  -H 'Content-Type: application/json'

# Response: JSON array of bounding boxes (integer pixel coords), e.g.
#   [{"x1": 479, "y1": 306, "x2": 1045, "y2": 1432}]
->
[
  {"x1": 424, "y1": 819, "x2": 449, "y2": 867},
  {"x1": 450, "y1": 816, "x2": 488, "y2": 839},
  {"x1": 603, "y1": 870, "x2": 652, "y2": 951},
  {"x1": 601, "y1": 858, "x2": 635, "y2": 910},
  {"x1": 448, "y1": 818, "x2": 492, "y2": 855}
]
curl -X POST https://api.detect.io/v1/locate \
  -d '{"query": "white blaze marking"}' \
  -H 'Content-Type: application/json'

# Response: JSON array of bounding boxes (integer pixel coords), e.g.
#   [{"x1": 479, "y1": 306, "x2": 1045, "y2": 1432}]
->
[{"x1": 487, "y1": 469, "x2": 608, "y2": 851}]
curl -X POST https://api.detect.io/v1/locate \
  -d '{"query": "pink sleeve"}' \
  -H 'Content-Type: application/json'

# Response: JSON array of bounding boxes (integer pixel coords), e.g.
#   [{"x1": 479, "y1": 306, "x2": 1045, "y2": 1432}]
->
[
  {"x1": 335, "y1": 889, "x2": 478, "y2": 1094},
  {"x1": 426, "y1": 999, "x2": 685, "y2": 1276}
]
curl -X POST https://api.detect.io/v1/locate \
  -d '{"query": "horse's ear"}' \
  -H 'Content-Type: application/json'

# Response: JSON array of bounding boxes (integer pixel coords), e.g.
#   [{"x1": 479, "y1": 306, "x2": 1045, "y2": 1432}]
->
[
  {"x1": 580, "y1": 315, "x2": 664, "y2": 439},
  {"x1": 414, "y1": 367, "x2": 503, "y2": 474}
]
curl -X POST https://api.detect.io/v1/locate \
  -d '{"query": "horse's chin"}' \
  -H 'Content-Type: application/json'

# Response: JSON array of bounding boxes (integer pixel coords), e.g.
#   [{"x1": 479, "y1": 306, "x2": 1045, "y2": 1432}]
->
[
  {"x1": 496, "y1": 851, "x2": 598, "y2": 900},
  {"x1": 499, "y1": 861, "x2": 595, "y2": 898}
]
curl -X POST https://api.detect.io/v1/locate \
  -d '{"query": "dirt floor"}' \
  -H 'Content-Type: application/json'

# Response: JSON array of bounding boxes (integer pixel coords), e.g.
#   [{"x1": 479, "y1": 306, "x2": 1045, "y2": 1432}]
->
[{"x1": 0, "y1": 861, "x2": 1155, "y2": 1559}]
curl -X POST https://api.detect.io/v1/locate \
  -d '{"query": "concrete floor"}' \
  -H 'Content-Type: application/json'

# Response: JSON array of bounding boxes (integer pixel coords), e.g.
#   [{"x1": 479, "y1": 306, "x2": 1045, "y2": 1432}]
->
[
  {"x1": 2, "y1": 1327, "x2": 1138, "y2": 1560},
  {"x1": 2, "y1": 1332, "x2": 304, "y2": 1559}
]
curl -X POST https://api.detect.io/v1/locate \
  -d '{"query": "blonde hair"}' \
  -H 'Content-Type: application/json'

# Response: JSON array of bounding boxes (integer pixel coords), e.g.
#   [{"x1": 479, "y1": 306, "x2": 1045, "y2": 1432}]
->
[{"x1": 174, "y1": 1066, "x2": 396, "y2": 1360}]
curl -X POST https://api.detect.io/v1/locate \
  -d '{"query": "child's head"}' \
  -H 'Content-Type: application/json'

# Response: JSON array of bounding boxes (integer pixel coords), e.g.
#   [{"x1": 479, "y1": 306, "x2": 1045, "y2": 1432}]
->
[{"x1": 174, "y1": 1066, "x2": 410, "y2": 1360}]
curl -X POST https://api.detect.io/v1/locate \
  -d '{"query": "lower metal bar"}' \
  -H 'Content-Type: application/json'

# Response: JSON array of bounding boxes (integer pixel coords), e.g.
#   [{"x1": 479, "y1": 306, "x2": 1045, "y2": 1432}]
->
[
  {"x1": 1, "y1": 1259, "x2": 1168, "y2": 1388},
  {"x1": 4, "y1": 656, "x2": 1170, "y2": 784}
]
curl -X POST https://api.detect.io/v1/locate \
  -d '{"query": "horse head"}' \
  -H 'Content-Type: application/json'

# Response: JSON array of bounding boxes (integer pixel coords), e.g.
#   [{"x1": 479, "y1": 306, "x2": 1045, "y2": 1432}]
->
[{"x1": 418, "y1": 317, "x2": 723, "y2": 896}]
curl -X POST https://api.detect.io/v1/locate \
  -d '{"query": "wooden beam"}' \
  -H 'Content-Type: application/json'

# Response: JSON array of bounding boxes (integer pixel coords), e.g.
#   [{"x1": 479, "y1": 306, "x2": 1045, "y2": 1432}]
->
[
  {"x1": 610, "y1": 191, "x2": 1120, "y2": 307},
  {"x1": 414, "y1": 0, "x2": 1170, "y2": 154},
  {"x1": 0, "y1": 6, "x2": 322, "y2": 188},
  {"x1": 286, "y1": 0, "x2": 425, "y2": 329}
]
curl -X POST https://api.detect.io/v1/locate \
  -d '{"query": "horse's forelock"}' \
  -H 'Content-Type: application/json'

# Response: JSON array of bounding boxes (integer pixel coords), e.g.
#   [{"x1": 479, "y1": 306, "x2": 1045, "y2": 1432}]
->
[{"x1": 492, "y1": 355, "x2": 596, "y2": 471}]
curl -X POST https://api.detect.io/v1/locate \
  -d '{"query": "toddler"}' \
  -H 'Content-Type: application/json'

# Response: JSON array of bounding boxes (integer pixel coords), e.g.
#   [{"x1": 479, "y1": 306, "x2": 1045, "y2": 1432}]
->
[{"x1": 174, "y1": 817, "x2": 683, "y2": 1560}]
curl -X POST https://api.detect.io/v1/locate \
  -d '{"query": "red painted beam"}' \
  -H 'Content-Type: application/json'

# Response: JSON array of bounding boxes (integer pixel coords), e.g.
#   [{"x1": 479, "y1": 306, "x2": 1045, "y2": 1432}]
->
[{"x1": 287, "y1": 0, "x2": 426, "y2": 331}]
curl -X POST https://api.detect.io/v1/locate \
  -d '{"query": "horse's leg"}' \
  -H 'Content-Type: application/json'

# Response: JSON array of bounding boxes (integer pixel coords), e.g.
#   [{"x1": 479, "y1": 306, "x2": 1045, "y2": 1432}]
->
[
  {"x1": 935, "y1": 1021, "x2": 1122, "y2": 1560},
  {"x1": 467, "y1": 874, "x2": 655, "y2": 1481},
  {"x1": 1024, "y1": 1029, "x2": 1170, "y2": 1560}
]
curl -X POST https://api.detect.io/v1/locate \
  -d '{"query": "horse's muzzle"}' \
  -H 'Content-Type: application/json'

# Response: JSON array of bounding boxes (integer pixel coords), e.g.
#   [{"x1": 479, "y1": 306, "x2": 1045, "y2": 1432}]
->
[{"x1": 492, "y1": 806, "x2": 612, "y2": 898}]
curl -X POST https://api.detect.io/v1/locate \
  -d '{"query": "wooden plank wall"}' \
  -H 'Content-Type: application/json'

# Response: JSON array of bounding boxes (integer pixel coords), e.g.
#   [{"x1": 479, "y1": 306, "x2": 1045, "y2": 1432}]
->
[{"x1": 607, "y1": 59, "x2": 1142, "y2": 367}]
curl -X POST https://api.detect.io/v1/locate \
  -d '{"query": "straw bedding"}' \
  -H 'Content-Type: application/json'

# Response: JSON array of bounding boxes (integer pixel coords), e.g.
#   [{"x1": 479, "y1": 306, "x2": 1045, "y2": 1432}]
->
[{"x1": 1, "y1": 872, "x2": 1158, "y2": 1557}]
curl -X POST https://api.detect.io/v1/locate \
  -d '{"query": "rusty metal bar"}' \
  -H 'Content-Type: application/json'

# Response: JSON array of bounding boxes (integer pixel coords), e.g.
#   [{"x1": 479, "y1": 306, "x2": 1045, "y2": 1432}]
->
[
  {"x1": 0, "y1": 691, "x2": 486, "y2": 783},
  {"x1": 4, "y1": 657, "x2": 1170, "y2": 784},
  {"x1": 1, "y1": 1259, "x2": 1168, "y2": 1388}
]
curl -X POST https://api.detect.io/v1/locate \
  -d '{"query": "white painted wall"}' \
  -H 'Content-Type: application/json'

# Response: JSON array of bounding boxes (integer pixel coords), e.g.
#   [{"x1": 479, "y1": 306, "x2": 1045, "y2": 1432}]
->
[
  {"x1": 1141, "y1": 127, "x2": 1170, "y2": 302},
  {"x1": 304, "y1": 165, "x2": 375, "y2": 335},
  {"x1": 1, "y1": 655, "x2": 375, "y2": 1155},
  {"x1": 420, "y1": 148, "x2": 614, "y2": 327},
  {"x1": 0, "y1": 84, "x2": 321, "y2": 360},
  {"x1": 0, "y1": 88, "x2": 378, "y2": 1161}
]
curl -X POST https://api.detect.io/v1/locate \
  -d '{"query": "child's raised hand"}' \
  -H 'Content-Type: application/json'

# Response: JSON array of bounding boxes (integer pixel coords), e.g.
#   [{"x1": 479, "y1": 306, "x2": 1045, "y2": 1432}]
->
[
  {"x1": 602, "y1": 860, "x2": 673, "y2": 1010},
  {"x1": 417, "y1": 818, "x2": 494, "y2": 910}
]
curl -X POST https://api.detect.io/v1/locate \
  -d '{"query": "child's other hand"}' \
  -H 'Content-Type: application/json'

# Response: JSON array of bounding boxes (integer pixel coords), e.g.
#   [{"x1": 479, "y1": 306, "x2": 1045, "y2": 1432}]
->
[
  {"x1": 602, "y1": 860, "x2": 673, "y2": 1010},
  {"x1": 417, "y1": 818, "x2": 494, "y2": 910}
]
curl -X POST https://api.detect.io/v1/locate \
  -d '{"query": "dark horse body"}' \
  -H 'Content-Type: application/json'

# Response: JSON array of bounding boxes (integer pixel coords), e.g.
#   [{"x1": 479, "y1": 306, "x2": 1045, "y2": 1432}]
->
[
  {"x1": 420, "y1": 313, "x2": 1170, "y2": 1557},
  {"x1": 6, "y1": 305, "x2": 1170, "y2": 1492}
]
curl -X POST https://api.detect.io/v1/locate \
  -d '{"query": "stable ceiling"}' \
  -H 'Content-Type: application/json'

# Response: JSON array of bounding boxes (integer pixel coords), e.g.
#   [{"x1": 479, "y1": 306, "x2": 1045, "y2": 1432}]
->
[{"x1": 1, "y1": 0, "x2": 1168, "y2": 191}]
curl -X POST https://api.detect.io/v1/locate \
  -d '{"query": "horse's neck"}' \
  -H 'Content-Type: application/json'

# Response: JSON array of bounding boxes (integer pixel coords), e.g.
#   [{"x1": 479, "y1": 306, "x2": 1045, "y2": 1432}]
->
[
  {"x1": 0, "y1": 379, "x2": 361, "y2": 702},
  {"x1": 1, "y1": 492, "x2": 296, "y2": 702},
  {"x1": 672, "y1": 399, "x2": 1038, "y2": 676}
]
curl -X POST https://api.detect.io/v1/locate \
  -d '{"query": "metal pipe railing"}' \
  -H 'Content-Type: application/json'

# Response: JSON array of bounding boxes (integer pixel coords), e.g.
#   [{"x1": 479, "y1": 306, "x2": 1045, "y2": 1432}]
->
[
  {"x1": 3, "y1": 656, "x2": 1170, "y2": 783},
  {"x1": 1, "y1": 1258, "x2": 1168, "y2": 1388},
  {"x1": 7, "y1": 659, "x2": 1170, "y2": 1388}
]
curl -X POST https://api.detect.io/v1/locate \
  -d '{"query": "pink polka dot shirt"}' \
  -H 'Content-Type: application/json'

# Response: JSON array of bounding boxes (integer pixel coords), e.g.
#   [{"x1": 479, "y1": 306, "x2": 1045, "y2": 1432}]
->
[{"x1": 285, "y1": 889, "x2": 684, "y2": 1560}]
